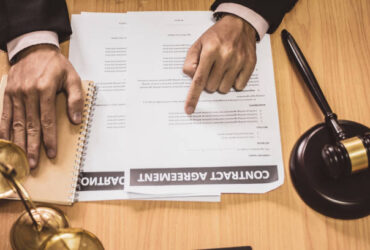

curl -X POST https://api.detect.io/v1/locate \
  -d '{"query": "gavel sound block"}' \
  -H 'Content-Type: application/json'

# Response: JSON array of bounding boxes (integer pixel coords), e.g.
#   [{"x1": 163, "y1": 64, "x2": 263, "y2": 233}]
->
[
  {"x1": 290, "y1": 121, "x2": 370, "y2": 219},
  {"x1": 282, "y1": 30, "x2": 370, "y2": 219}
]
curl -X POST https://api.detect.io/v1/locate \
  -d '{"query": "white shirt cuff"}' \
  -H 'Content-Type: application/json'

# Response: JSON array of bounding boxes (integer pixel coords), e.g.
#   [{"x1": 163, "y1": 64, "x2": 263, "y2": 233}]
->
[
  {"x1": 6, "y1": 31, "x2": 60, "y2": 61},
  {"x1": 214, "y1": 3, "x2": 269, "y2": 40}
]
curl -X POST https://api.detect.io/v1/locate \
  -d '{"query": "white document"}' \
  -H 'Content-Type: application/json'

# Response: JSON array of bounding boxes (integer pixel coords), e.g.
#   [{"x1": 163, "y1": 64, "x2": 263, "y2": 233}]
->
[
  {"x1": 70, "y1": 14, "x2": 131, "y2": 201},
  {"x1": 69, "y1": 11, "x2": 284, "y2": 201},
  {"x1": 69, "y1": 13, "x2": 221, "y2": 201},
  {"x1": 124, "y1": 12, "x2": 284, "y2": 194}
]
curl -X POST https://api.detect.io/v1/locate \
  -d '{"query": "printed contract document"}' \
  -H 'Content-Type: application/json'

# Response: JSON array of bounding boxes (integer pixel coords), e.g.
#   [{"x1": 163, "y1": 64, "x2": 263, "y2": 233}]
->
[{"x1": 69, "y1": 11, "x2": 284, "y2": 201}]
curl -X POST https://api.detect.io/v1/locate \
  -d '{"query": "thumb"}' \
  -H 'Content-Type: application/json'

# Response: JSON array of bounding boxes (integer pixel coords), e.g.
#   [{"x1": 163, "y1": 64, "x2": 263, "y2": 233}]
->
[
  {"x1": 64, "y1": 73, "x2": 84, "y2": 125},
  {"x1": 183, "y1": 39, "x2": 202, "y2": 78}
]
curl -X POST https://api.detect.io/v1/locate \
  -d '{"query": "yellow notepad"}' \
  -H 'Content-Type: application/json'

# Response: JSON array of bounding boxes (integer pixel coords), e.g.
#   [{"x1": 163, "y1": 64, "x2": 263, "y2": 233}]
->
[{"x1": 0, "y1": 75, "x2": 95, "y2": 205}]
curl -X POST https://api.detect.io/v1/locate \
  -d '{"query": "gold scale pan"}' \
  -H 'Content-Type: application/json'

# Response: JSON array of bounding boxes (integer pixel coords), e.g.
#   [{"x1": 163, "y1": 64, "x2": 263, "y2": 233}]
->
[{"x1": 0, "y1": 139, "x2": 104, "y2": 250}]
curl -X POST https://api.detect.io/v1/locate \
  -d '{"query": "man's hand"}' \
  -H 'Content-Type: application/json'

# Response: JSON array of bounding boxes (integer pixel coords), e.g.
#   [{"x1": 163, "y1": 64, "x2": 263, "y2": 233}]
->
[
  {"x1": 0, "y1": 44, "x2": 83, "y2": 168},
  {"x1": 183, "y1": 14, "x2": 257, "y2": 114}
]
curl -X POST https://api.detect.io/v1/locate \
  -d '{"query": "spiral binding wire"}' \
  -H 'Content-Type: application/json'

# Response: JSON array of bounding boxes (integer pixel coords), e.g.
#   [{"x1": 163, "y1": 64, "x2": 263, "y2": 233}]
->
[{"x1": 68, "y1": 82, "x2": 97, "y2": 203}]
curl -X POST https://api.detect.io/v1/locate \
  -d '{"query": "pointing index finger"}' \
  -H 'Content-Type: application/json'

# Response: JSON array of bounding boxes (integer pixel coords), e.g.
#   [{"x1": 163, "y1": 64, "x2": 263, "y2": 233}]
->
[{"x1": 185, "y1": 49, "x2": 215, "y2": 114}]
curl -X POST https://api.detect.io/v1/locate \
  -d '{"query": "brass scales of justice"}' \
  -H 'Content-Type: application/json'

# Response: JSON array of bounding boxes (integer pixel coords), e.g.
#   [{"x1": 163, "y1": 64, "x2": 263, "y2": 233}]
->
[{"x1": 0, "y1": 139, "x2": 104, "y2": 250}]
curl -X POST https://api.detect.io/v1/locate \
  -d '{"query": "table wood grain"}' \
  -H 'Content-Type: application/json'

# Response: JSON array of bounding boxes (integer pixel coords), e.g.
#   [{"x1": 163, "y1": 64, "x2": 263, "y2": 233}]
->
[{"x1": 0, "y1": 0, "x2": 369, "y2": 249}]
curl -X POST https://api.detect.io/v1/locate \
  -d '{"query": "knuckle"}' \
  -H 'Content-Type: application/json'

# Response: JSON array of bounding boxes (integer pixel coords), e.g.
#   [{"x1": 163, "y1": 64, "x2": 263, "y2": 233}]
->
[
  {"x1": 4, "y1": 88, "x2": 13, "y2": 96},
  {"x1": 220, "y1": 47, "x2": 234, "y2": 61},
  {"x1": 41, "y1": 116, "x2": 55, "y2": 129},
  {"x1": 4, "y1": 84, "x2": 14, "y2": 95},
  {"x1": 7, "y1": 86, "x2": 21, "y2": 97},
  {"x1": 22, "y1": 87, "x2": 37, "y2": 99},
  {"x1": 37, "y1": 78, "x2": 52, "y2": 93},
  {"x1": 193, "y1": 75, "x2": 204, "y2": 88},
  {"x1": 19, "y1": 79, "x2": 36, "y2": 93},
  {"x1": 12, "y1": 120, "x2": 25, "y2": 131},
  {"x1": 204, "y1": 43, "x2": 219, "y2": 55},
  {"x1": 27, "y1": 128, "x2": 39, "y2": 137},
  {"x1": 28, "y1": 143, "x2": 39, "y2": 153},
  {"x1": 12, "y1": 101, "x2": 23, "y2": 111},
  {"x1": 37, "y1": 84, "x2": 49, "y2": 94},
  {"x1": 26, "y1": 120, "x2": 36, "y2": 129},
  {"x1": 1, "y1": 112, "x2": 10, "y2": 122},
  {"x1": 20, "y1": 82, "x2": 33, "y2": 93},
  {"x1": 182, "y1": 65, "x2": 193, "y2": 75}
]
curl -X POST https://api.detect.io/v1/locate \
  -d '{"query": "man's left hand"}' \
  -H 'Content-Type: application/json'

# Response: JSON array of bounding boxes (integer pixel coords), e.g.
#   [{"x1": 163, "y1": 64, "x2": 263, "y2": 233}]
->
[{"x1": 183, "y1": 14, "x2": 257, "y2": 114}]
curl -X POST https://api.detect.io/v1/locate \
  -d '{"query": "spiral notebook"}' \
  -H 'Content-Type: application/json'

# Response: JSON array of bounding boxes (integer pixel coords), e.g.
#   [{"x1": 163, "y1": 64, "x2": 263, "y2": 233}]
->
[{"x1": 0, "y1": 75, "x2": 96, "y2": 205}]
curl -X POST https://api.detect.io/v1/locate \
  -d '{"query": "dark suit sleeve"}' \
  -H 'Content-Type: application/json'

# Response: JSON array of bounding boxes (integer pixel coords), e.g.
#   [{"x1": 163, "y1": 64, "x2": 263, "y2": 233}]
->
[
  {"x1": 0, "y1": 0, "x2": 72, "y2": 51},
  {"x1": 211, "y1": 0, "x2": 298, "y2": 33}
]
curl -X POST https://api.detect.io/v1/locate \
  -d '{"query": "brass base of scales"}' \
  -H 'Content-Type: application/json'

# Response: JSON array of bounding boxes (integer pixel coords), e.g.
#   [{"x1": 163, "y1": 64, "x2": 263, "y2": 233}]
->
[{"x1": 0, "y1": 139, "x2": 104, "y2": 250}]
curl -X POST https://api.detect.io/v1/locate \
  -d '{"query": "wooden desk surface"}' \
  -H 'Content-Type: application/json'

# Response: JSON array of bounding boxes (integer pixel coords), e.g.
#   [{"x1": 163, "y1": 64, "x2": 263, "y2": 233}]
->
[{"x1": 0, "y1": 0, "x2": 369, "y2": 249}]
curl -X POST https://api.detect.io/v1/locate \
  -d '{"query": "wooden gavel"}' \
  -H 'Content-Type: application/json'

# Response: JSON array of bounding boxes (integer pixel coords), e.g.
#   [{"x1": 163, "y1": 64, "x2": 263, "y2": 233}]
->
[{"x1": 282, "y1": 30, "x2": 370, "y2": 180}]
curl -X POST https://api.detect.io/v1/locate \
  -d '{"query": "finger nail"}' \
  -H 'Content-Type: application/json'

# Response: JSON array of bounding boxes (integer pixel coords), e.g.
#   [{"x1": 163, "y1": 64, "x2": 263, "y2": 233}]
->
[
  {"x1": 29, "y1": 158, "x2": 36, "y2": 169},
  {"x1": 186, "y1": 106, "x2": 194, "y2": 114},
  {"x1": 73, "y1": 112, "x2": 82, "y2": 124},
  {"x1": 192, "y1": 63, "x2": 198, "y2": 68},
  {"x1": 47, "y1": 149, "x2": 56, "y2": 158}
]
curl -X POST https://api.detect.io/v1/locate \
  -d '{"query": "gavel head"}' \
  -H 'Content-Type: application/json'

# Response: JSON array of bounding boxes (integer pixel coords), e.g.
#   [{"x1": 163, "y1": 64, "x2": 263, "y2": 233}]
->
[{"x1": 322, "y1": 132, "x2": 370, "y2": 179}]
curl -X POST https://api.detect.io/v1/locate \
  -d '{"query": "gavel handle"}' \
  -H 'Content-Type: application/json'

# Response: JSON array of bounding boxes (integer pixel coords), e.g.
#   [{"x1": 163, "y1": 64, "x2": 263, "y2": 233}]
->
[{"x1": 281, "y1": 29, "x2": 346, "y2": 140}]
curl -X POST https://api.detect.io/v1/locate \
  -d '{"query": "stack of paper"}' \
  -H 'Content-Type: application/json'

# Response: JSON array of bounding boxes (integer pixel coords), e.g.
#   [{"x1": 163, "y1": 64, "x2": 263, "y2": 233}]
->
[{"x1": 69, "y1": 11, "x2": 284, "y2": 202}]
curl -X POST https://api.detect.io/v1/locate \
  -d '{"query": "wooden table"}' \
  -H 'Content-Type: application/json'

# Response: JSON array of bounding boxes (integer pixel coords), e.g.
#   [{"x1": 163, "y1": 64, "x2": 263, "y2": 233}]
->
[{"x1": 1, "y1": 0, "x2": 369, "y2": 249}]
